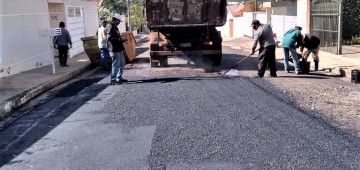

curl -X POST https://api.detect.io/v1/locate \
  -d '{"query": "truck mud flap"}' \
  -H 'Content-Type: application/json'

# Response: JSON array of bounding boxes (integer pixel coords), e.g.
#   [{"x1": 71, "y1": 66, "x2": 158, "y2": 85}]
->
[
  {"x1": 150, "y1": 55, "x2": 168, "y2": 67},
  {"x1": 202, "y1": 54, "x2": 222, "y2": 72}
]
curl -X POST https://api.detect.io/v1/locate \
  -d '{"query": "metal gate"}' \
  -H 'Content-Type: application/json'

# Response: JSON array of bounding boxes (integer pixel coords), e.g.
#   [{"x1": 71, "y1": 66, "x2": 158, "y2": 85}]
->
[{"x1": 310, "y1": 0, "x2": 342, "y2": 54}]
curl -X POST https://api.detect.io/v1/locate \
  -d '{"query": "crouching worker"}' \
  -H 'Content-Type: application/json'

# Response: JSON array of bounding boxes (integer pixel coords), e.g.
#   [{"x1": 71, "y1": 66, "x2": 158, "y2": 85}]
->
[
  {"x1": 300, "y1": 34, "x2": 321, "y2": 71},
  {"x1": 282, "y1": 26, "x2": 303, "y2": 74}
]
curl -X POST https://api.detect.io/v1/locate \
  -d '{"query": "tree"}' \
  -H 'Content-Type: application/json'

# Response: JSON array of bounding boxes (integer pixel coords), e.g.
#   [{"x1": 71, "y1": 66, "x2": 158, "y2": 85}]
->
[
  {"x1": 129, "y1": 0, "x2": 145, "y2": 31},
  {"x1": 98, "y1": 0, "x2": 127, "y2": 19},
  {"x1": 98, "y1": 0, "x2": 145, "y2": 31}
]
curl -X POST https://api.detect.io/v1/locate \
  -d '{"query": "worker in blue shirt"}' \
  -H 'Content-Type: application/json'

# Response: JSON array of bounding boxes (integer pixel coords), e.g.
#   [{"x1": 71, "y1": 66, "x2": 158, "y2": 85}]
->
[{"x1": 282, "y1": 26, "x2": 303, "y2": 74}]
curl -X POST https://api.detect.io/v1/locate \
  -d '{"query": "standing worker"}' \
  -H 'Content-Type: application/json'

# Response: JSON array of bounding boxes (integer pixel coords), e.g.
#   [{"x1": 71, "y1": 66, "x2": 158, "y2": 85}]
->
[
  {"x1": 282, "y1": 26, "x2": 303, "y2": 74},
  {"x1": 250, "y1": 20, "x2": 277, "y2": 77},
  {"x1": 106, "y1": 14, "x2": 128, "y2": 85},
  {"x1": 98, "y1": 20, "x2": 109, "y2": 70},
  {"x1": 54, "y1": 21, "x2": 72, "y2": 67},
  {"x1": 300, "y1": 34, "x2": 321, "y2": 71}
]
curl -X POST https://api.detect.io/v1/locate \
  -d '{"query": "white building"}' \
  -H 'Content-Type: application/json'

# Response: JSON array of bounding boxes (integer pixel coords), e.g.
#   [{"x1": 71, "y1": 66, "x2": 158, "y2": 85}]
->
[
  {"x1": 0, "y1": 0, "x2": 99, "y2": 78},
  {"x1": 218, "y1": 0, "x2": 311, "y2": 41}
]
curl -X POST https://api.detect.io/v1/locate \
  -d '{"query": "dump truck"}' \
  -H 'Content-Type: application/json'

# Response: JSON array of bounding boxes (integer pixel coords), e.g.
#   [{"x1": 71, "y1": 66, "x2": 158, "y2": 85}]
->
[{"x1": 144, "y1": 0, "x2": 227, "y2": 69}]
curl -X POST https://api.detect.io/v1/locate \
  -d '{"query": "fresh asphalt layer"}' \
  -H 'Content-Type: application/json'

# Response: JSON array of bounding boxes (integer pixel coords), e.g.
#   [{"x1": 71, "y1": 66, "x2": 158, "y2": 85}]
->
[{"x1": 1, "y1": 75, "x2": 359, "y2": 169}]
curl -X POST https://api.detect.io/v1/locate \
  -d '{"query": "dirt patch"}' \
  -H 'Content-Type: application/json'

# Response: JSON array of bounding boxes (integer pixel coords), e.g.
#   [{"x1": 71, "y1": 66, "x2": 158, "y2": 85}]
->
[{"x1": 267, "y1": 75, "x2": 360, "y2": 136}]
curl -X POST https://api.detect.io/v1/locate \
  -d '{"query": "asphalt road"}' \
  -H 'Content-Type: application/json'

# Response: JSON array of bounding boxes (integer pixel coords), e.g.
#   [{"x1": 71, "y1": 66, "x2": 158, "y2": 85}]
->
[{"x1": 0, "y1": 45, "x2": 360, "y2": 169}]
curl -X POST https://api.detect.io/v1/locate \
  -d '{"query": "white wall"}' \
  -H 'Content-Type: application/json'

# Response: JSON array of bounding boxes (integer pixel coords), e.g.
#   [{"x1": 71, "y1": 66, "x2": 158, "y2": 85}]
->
[
  {"x1": 271, "y1": 15, "x2": 297, "y2": 42},
  {"x1": 243, "y1": 12, "x2": 267, "y2": 37},
  {"x1": 271, "y1": 2, "x2": 297, "y2": 16},
  {"x1": 118, "y1": 15, "x2": 127, "y2": 33},
  {"x1": 0, "y1": 0, "x2": 98, "y2": 78},
  {"x1": 233, "y1": 17, "x2": 248, "y2": 38},
  {"x1": 48, "y1": 3, "x2": 66, "y2": 28},
  {"x1": 218, "y1": 1, "x2": 305, "y2": 44},
  {"x1": 272, "y1": 7, "x2": 288, "y2": 15},
  {"x1": 243, "y1": 12, "x2": 255, "y2": 37},
  {"x1": 288, "y1": 5, "x2": 297, "y2": 16},
  {"x1": 217, "y1": 12, "x2": 267, "y2": 38},
  {"x1": 216, "y1": 10, "x2": 232, "y2": 38},
  {"x1": 0, "y1": 0, "x2": 52, "y2": 78},
  {"x1": 64, "y1": 0, "x2": 98, "y2": 57},
  {"x1": 297, "y1": 0, "x2": 309, "y2": 33},
  {"x1": 65, "y1": 0, "x2": 98, "y2": 37}
]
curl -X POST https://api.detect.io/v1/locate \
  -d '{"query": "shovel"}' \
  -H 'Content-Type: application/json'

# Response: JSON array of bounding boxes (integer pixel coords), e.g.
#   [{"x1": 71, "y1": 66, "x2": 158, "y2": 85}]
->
[{"x1": 218, "y1": 49, "x2": 259, "y2": 75}]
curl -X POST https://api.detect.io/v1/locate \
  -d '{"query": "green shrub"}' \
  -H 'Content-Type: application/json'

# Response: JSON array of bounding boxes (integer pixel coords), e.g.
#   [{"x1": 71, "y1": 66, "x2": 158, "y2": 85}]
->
[{"x1": 343, "y1": 35, "x2": 360, "y2": 45}]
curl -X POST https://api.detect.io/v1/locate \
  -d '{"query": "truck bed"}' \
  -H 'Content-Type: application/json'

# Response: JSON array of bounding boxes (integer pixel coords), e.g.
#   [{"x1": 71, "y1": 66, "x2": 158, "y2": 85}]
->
[{"x1": 145, "y1": 0, "x2": 227, "y2": 29}]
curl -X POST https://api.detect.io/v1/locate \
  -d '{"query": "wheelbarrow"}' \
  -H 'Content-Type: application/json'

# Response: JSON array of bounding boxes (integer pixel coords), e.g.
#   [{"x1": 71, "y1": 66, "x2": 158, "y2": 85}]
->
[{"x1": 81, "y1": 31, "x2": 137, "y2": 67}]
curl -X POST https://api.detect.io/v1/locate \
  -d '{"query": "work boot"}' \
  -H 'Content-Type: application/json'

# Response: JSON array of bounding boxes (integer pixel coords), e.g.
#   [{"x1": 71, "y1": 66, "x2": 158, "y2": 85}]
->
[
  {"x1": 257, "y1": 72, "x2": 264, "y2": 78},
  {"x1": 314, "y1": 60, "x2": 319, "y2": 71},
  {"x1": 270, "y1": 71, "x2": 277, "y2": 77}
]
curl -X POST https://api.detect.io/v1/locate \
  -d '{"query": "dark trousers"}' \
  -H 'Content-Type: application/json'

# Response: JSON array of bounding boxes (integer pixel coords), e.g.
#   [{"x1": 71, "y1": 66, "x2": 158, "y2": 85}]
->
[
  {"x1": 258, "y1": 45, "x2": 277, "y2": 76},
  {"x1": 58, "y1": 45, "x2": 69, "y2": 66}
]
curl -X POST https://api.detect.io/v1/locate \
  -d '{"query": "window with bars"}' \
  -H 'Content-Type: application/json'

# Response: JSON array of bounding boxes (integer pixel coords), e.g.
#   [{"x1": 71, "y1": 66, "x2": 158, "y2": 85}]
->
[{"x1": 68, "y1": 7, "x2": 82, "y2": 17}]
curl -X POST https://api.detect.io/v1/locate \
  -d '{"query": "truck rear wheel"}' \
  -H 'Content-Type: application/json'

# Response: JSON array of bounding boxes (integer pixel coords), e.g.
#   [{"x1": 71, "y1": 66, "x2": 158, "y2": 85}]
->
[
  {"x1": 150, "y1": 55, "x2": 168, "y2": 67},
  {"x1": 150, "y1": 55, "x2": 160, "y2": 67}
]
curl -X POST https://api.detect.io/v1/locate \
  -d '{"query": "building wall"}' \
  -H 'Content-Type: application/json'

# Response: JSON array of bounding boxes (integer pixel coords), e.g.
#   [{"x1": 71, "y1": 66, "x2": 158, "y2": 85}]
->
[
  {"x1": 216, "y1": 10, "x2": 232, "y2": 38},
  {"x1": 271, "y1": 15, "x2": 297, "y2": 41},
  {"x1": 60, "y1": 0, "x2": 98, "y2": 57},
  {"x1": 0, "y1": 0, "x2": 52, "y2": 78},
  {"x1": 271, "y1": 2, "x2": 297, "y2": 16},
  {"x1": 242, "y1": 12, "x2": 267, "y2": 37},
  {"x1": 272, "y1": 6, "x2": 287, "y2": 15},
  {"x1": 217, "y1": 12, "x2": 267, "y2": 38},
  {"x1": 48, "y1": 3, "x2": 66, "y2": 28},
  {"x1": 0, "y1": 0, "x2": 98, "y2": 78},
  {"x1": 118, "y1": 15, "x2": 127, "y2": 33},
  {"x1": 296, "y1": 0, "x2": 309, "y2": 33},
  {"x1": 218, "y1": 1, "x2": 309, "y2": 43},
  {"x1": 65, "y1": 0, "x2": 98, "y2": 37}
]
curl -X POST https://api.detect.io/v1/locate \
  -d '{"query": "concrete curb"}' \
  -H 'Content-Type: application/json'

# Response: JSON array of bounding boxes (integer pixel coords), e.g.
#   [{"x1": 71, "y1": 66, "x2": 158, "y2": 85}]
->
[
  {"x1": 0, "y1": 63, "x2": 91, "y2": 120},
  {"x1": 0, "y1": 35, "x2": 149, "y2": 121},
  {"x1": 317, "y1": 51, "x2": 360, "y2": 81}
]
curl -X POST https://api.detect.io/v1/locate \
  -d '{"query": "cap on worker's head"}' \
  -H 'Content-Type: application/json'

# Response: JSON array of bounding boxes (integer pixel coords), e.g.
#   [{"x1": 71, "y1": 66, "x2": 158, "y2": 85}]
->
[
  {"x1": 295, "y1": 26, "x2": 302, "y2": 31},
  {"x1": 250, "y1": 20, "x2": 260, "y2": 27},
  {"x1": 112, "y1": 13, "x2": 122, "y2": 22},
  {"x1": 100, "y1": 20, "x2": 107, "y2": 24}
]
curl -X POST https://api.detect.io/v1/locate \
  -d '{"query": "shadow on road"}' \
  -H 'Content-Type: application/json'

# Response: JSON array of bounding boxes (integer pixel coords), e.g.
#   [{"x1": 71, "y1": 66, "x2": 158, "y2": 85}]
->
[{"x1": 0, "y1": 70, "x2": 109, "y2": 167}]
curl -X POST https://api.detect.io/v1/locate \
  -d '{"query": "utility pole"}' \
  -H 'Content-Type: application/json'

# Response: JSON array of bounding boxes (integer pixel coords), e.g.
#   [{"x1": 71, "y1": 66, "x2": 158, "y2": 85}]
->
[
  {"x1": 254, "y1": 0, "x2": 257, "y2": 12},
  {"x1": 127, "y1": 0, "x2": 131, "y2": 31},
  {"x1": 337, "y1": 0, "x2": 343, "y2": 55}
]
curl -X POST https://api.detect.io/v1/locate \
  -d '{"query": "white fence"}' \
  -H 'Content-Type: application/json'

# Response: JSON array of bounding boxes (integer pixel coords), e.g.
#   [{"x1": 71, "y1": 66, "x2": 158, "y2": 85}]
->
[
  {"x1": 217, "y1": 12, "x2": 267, "y2": 38},
  {"x1": 218, "y1": 12, "x2": 297, "y2": 44},
  {"x1": 271, "y1": 15, "x2": 297, "y2": 41}
]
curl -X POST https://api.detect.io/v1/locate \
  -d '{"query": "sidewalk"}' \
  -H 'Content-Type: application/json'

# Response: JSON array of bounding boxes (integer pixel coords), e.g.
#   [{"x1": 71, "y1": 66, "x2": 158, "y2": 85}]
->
[
  {"x1": 223, "y1": 36, "x2": 360, "y2": 80},
  {"x1": 0, "y1": 35, "x2": 149, "y2": 122},
  {"x1": 0, "y1": 53, "x2": 91, "y2": 120}
]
